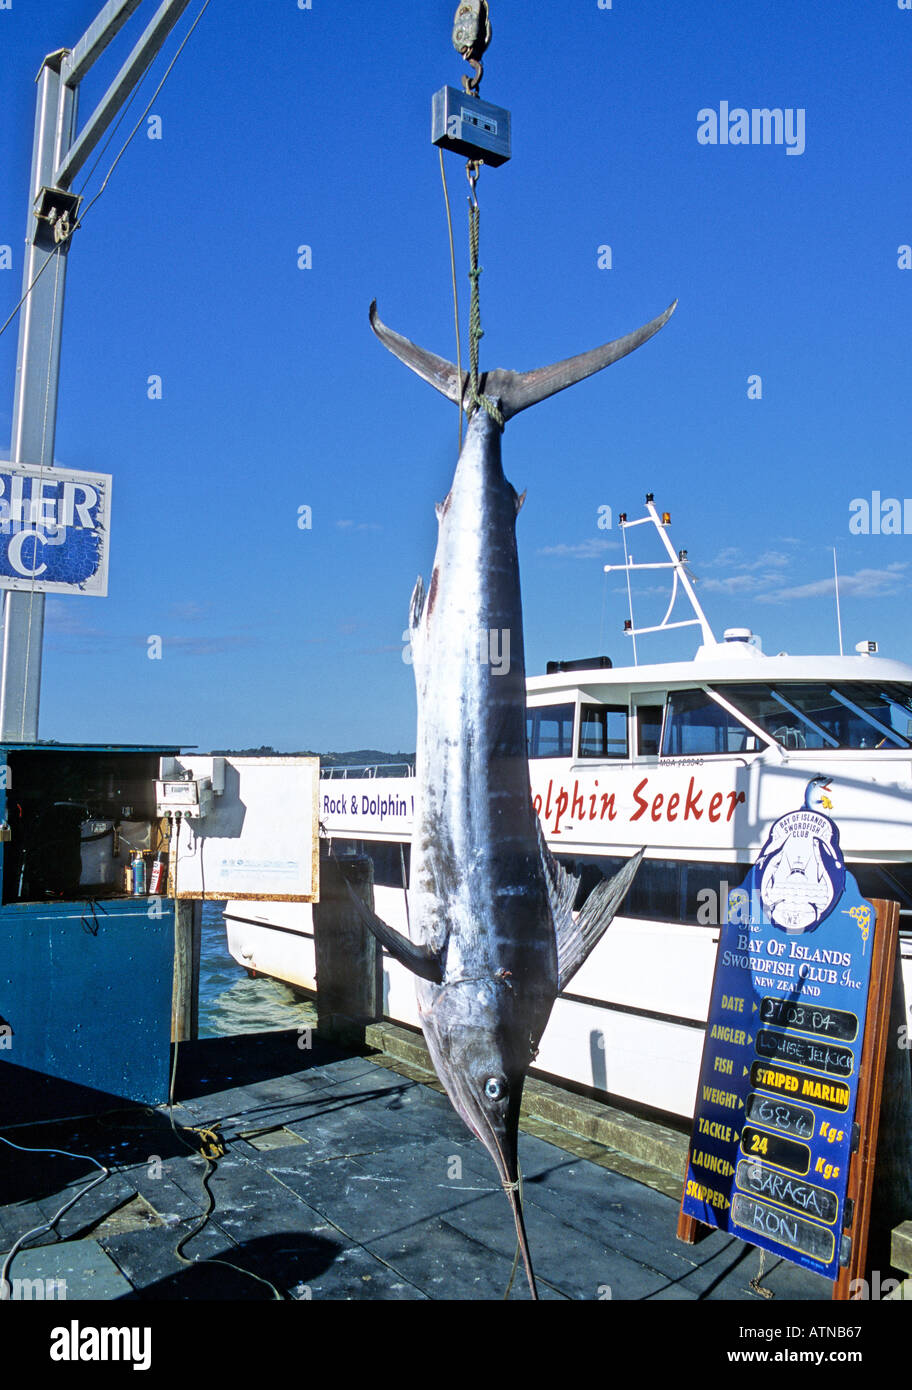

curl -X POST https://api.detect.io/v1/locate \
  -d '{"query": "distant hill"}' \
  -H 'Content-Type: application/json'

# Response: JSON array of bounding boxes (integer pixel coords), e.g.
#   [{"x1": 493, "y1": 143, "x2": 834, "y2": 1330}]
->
[{"x1": 209, "y1": 746, "x2": 415, "y2": 772}]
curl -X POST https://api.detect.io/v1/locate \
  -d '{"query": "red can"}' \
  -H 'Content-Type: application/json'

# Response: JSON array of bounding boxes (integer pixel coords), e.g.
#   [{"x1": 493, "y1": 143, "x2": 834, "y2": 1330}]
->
[{"x1": 149, "y1": 855, "x2": 167, "y2": 895}]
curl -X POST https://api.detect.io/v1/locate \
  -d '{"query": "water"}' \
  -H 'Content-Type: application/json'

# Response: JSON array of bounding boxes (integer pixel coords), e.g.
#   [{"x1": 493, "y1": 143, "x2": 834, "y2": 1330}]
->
[{"x1": 198, "y1": 901, "x2": 315, "y2": 1038}]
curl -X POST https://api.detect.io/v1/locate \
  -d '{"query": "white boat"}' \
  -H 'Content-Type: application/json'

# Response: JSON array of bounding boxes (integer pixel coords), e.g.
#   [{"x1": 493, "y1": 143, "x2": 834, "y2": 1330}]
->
[{"x1": 224, "y1": 501, "x2": 912, "y2": 1119}]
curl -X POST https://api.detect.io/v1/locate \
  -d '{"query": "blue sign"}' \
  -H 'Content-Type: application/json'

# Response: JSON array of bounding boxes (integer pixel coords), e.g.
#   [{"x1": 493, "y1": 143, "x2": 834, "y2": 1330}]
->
[
  {"x1": 0, "y1": 462, "x2": 111, "y2": 596},
  {"x1": 681, "y1": 779, "x2": 875, "y2": 1281}
]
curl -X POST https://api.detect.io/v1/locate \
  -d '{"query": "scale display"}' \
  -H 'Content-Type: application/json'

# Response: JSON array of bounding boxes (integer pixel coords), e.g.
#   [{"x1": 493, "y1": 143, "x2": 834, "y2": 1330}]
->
[
  {"x1": 681, "y1": 780, "x2": 876, "y2": 1280},
  {"x1": 0, "y1": 461, "x2": 111, "y2": 595}
]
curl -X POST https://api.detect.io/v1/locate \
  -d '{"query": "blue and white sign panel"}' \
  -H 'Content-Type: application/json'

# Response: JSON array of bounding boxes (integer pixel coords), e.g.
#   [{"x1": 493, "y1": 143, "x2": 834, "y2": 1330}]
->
[
  {"x1": 0, "y1": 461, "x2": 111, "y2": 596},
  {"x1": 681, "y1": 779, "x2": 876, "y2": 1281}
]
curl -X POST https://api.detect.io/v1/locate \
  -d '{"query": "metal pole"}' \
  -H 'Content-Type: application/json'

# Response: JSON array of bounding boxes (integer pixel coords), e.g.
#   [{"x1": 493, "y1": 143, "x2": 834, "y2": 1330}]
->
[
  {"x1": 55, "y1": 0, "x2": 193, "y2": 191},
  {"x1": 62, "y1": 0, "x2": 146, "y2": 88},
  {"x1": 833, "y1": 547, "x2": 844, "y2": 657},
  {"x1": 0, "y1": 56, "x2": 77, "y2": 742}
]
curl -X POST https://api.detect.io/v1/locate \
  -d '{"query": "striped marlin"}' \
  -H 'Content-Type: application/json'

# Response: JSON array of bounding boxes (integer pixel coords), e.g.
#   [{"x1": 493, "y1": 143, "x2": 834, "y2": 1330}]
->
[{"x1": 360, "y1": 298, "x2": 675, "y2": 1298}]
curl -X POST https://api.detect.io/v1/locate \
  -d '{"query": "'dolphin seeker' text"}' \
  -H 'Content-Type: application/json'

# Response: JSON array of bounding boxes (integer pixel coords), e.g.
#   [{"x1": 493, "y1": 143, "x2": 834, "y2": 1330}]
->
[{"x1": 697, "y1": 102, "x2": 806, "y2": 156}]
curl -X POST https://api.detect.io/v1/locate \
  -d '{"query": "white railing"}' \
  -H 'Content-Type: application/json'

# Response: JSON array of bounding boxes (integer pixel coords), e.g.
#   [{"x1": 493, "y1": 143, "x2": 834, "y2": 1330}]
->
[{"x1": 322, "y1": 762, "x2": 415, "y2": 780}]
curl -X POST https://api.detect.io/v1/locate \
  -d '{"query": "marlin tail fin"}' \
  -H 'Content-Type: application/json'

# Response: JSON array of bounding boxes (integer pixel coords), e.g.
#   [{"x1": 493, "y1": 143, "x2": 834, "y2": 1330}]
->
[{"x1": 369, "y1": 300, "x2": 676, "y2": 422}]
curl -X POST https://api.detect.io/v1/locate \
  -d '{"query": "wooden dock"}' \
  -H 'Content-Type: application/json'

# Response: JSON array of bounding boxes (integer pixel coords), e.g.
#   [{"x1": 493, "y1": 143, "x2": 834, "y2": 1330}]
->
[{"x1": 0, "y1": 1027, "x2": 835, "y2": 1302}]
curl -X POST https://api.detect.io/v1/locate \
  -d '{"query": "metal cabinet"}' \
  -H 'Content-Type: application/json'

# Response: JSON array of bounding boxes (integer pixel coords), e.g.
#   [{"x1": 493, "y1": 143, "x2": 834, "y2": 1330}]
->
[{"x1": 0, "y1": 743, "x2": 178, "y2": 1108}]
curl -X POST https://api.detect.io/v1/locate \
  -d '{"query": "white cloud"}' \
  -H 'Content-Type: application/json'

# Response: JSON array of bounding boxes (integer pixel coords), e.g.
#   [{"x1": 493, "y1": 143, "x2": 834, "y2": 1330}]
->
[
  {"x1": 756, "y1": 564, "x2": 910, "y2": 604},
  {"x1": 701, "y1": 573, "x2": 770, "y2": 595},
  {"x1": 607, "y1": 582, "x2": 676, "y2": 598},
  {"x1": 42, "y1": 600, "x2": 261, "y2": 657},
  {"x1": 168, "y1": 600, "x2": 211, "y2": 621},
  {"x1": 538, "y1": 537, "x2": 620, "y2": 559},
  {"x1": 707, "y1": 548, "x2": 790, "y2": 572}
]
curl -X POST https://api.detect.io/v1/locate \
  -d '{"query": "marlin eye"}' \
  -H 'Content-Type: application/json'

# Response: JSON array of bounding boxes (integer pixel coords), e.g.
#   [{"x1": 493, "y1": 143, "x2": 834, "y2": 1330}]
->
[{"x1": 484, "y1": 1076, "x2": 507, "y2": 1102}]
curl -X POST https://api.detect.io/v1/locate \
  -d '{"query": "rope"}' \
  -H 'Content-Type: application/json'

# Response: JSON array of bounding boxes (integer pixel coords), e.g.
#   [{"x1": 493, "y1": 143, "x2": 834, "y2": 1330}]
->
[
  {"x1": 466, "y1": 167, "x2": 503, "y2": 429},
  {"x1": 0, "y1": 249, "x2": 59, "y2": 342},
  {"x1": 0, "y1": 1134, "x2": 109, "y2": 1295},
  {"x1": 438, "y1": 149, "x2": 464, "y2": 453},
  {"x1": 749, "y1": 1245, "x2": 774, "y2": 1298},
  {"x1": 502, "y1": 1160, "x2": 525, "y2": 1299},
  {"x1": 167, "y1": 819, "x2": 282, "y2": 1299}
]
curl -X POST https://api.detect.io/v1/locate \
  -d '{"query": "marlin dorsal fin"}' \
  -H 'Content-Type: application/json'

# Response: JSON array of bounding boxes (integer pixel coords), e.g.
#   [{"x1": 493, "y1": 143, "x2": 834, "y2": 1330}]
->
[{"x1": 369, "y1": 300, "x2": 676, "y2": 422}]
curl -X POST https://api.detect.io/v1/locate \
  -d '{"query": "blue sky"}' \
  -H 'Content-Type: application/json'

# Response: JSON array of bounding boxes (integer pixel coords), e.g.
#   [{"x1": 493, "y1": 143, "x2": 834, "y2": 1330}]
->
[{"x1": 1, "y1": 0, "x2": 910, "y2": 753}]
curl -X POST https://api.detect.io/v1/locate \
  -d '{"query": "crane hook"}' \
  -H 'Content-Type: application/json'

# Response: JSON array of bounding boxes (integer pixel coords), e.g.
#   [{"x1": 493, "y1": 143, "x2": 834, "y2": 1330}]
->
[{"x1": 452, "y1": 1, "x2": 491, "y2": 95}]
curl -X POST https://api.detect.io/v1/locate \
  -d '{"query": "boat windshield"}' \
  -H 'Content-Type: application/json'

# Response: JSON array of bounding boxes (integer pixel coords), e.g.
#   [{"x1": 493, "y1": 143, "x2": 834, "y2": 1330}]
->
[{"x1": 711, "y1": 682, "x2": 912, "y2": 751}]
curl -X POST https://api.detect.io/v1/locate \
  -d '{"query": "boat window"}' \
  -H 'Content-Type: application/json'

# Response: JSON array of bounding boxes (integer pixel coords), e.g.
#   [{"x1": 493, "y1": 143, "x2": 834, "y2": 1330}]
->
[
  {"x1": 662, "y1": 689, "x2": 759, "y2": 756},
  {"x1": 831, "y1": 683, "x2": 912, "y2": 748},
  {"x1": 852, "y1": 860, "x2": 912, "y2": 926},
  {"x1": 636, "y1": 704, "x2": 664, "y2": 756},
  {"x1": 712, "y1": 683, "x2": 912, "y2": 751},
  {"x1": 527, "y1": 703, "x2": 575, "y2": 758},
  {"x1": 337, "y1": 839, "x2": 410, "y2": 889},
  {"x1": 579, "y1": 704, "x2": 628, "y2": 758},
  {"x1": 554, "y1": 853, "x2": 752, "y2": 927}
]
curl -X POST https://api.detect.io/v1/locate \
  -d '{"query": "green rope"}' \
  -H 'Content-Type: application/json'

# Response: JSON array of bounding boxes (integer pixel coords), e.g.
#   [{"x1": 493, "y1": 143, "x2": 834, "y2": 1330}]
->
[{"x1": 467, "y1": 193, "x2": 504, "y2": 429}]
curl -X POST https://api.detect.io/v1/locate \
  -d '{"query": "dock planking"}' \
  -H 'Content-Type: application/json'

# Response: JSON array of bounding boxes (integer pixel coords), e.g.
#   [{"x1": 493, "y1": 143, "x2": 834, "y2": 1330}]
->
[{"x1": 0, "y1": 1029, "x2": 833, "y2": 1301}]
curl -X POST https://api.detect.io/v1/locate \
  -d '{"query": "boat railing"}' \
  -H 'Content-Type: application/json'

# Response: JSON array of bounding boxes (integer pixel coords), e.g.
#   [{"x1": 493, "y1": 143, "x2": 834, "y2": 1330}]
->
[{"x1": 321, "y1": 762, "x2": 415, "y2": 779}]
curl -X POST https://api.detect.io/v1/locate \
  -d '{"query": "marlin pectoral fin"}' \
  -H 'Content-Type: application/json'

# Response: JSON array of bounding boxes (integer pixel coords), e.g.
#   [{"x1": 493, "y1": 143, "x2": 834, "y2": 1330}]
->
[
  {"x1": 343, "y1": 882, "x2": 444, "y2": 983},
  {"x1": 369, "y1": 299, "x2": 676, "y2": 421}
]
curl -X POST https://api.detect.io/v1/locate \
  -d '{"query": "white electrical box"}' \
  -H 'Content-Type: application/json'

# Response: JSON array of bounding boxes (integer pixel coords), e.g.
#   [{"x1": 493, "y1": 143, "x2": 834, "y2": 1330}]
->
[
  {"x1": 155, "y1": 777, "x2": 214, "y2": 819},
  {"x1": 158, "y1": 755, "x2": 320, "y2": 902}
]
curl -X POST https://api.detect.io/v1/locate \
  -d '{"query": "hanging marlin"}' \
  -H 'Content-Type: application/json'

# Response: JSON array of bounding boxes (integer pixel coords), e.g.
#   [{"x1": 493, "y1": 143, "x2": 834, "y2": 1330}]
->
[{"x1": 359, "y1": 296, "x2": 675, "y2": 1298}]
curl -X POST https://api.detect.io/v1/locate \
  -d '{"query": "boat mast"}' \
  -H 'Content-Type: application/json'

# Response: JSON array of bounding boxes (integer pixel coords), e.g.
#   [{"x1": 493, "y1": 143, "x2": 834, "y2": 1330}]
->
[{"x1": 604, "y1": 495, "x2": 718, "y2": 656}]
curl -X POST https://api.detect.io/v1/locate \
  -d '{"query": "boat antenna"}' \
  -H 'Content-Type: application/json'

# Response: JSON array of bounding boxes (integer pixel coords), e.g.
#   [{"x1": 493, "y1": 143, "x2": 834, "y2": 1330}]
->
[
  {"x1": 597, "y1": 566, "x2": 609, "y2": 656},
  {"x1": 620, "y1": 520, "x2": 638, "y2": 666},
  {"x1": 833, "y1": 547, "x2": 844, "y2": 657}
]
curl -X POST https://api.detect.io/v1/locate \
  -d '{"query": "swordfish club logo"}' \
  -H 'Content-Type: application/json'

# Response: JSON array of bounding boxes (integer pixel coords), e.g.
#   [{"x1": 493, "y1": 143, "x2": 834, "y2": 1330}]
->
[{"x1": 755, "y1": 778, "x2": 845, "y2": 934}]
